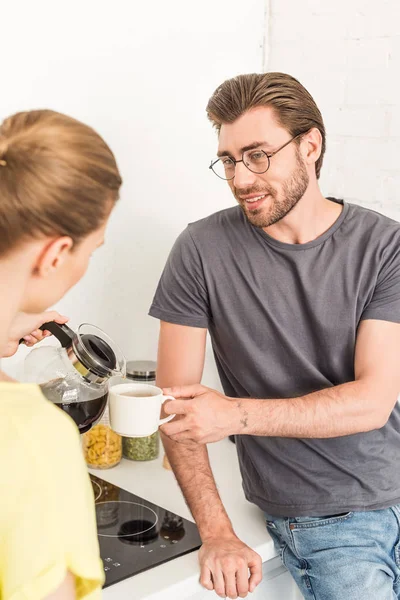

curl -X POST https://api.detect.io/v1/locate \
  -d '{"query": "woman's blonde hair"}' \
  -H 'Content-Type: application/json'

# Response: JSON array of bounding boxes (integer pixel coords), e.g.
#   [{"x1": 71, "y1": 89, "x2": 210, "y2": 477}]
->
[{"x1": 0, "y1": 109, "x2": 122, "y2": 257}]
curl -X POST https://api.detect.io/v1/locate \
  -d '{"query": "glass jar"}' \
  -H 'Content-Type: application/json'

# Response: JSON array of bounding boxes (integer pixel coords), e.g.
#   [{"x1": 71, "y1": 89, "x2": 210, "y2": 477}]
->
[
  {"x1": 82, "y1": 402, "x2": 122, "y2": 469},
  {"x1": 122, "y1": 360, "x2": 160, "y2": 461},
  {"x1": 94, "y1": 479, "x2": 121, "y2": 529}
]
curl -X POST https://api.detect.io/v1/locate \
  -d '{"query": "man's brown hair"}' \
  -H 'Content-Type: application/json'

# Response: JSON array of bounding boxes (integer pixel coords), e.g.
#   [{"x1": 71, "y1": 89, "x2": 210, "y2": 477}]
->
[
  {"x1": 206, "y1": 72, "x2": 326, "y2": 179},
  {"x1": 0, "y1": 109, "x2": 122, "y2": 257}
]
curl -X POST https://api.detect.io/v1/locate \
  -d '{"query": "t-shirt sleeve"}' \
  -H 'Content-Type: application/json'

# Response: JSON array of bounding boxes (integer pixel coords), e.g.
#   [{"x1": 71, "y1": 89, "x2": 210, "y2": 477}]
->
[
  {"x1": 149, "y1": 226, "x2": 211, "y2": 328},
  {"x1": 361, "y1": 243, "x2": 400, "y2": 323},
  {"x1": 2, "y1": 407, "x2": 104, "y2": 600}
]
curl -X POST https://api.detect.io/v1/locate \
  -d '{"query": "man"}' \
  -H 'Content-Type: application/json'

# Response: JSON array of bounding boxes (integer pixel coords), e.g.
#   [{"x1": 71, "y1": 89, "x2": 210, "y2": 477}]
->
[{"x1": 149, "y1": 72, "x2": 400, "y2": 600}]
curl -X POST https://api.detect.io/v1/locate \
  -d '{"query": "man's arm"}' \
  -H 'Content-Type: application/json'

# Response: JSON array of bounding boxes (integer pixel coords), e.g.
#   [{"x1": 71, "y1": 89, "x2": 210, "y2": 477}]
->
[
  {"x1": 157, "y1": 321, "x2": 233, "y2": 539},
  {"x1": 157, "y1": 321, "x2": 262, "y2": 597},
  {"x1": 162, "y1": 320, "x2": 400, "y2": 443}
]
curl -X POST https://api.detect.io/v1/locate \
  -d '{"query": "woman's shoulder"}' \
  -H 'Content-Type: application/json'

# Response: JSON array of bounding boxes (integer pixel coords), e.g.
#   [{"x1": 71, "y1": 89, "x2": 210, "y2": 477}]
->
[
  {"x1": 0, "y1": 382, "x2": 81, "y2": 468},
  {"x1": 0, "y1": 382, "x2": 77, "y2": 427},
  {"x1": 0, "y1": 382, "x2": 103, "y2": 600}
]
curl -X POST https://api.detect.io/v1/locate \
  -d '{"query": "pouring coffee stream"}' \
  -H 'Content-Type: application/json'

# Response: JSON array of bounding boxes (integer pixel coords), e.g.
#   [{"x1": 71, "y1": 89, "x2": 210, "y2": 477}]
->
[{"x1": 23, "y1": 322, "x2": 126, "y2": 433}]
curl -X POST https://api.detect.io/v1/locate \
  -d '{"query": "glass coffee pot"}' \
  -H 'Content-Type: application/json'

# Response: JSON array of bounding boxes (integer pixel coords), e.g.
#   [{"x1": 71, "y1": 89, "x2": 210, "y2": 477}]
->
[{"x1": 23, "y1": 322, "x2": 126, "y2": 433}]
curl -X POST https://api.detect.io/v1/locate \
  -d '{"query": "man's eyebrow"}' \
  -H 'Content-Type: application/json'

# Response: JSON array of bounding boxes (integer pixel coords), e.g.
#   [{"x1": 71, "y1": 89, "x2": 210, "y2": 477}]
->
[{"x1": 217, "y1": 141, "x2": 272, "y2": 158}]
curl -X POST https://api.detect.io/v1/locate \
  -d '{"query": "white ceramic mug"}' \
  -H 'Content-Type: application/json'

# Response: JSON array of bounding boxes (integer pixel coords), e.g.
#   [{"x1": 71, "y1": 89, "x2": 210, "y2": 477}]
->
[{"x1": 108, "y1": 382, "x2": 176, "y2": 437}]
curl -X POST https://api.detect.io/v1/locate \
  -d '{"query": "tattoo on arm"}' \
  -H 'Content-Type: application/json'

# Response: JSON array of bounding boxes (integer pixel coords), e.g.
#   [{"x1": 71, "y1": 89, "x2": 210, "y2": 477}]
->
[{"x1": 237, "y1": 400, "x2": 249, "y2": 429}]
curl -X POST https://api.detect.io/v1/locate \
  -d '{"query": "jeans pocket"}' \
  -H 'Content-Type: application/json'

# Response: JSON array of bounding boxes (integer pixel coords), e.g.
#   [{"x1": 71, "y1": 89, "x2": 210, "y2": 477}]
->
[
  {"x1": 390, "y1": 506, "x2": 400, "y2": 569},
  {"x1": 289, "y1": 512, "x2": 354, "y2": 530},
  {"x1": 394, "y1": 539, "x2": 400, "y2": 569},
  {"x1": 265, "y1": 519, "x2": 288, "y2": 564}
]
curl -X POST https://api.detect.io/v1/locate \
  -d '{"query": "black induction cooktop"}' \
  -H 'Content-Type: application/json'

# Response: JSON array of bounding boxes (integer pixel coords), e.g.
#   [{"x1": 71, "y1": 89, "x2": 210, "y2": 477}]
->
[{"x1": 90, "y1": 474, "x2": 202, "y2": 588}]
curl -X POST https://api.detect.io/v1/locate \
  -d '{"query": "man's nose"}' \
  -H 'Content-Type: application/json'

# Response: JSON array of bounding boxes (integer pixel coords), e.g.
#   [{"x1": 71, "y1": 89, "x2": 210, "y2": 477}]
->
[{"x1": 233, "y1": 160, "x2": 258, "y2": 189}]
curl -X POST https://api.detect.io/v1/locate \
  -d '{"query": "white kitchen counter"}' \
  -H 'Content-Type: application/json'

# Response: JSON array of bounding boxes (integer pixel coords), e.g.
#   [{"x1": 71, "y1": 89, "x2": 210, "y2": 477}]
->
[{"x1": 91, "y1": 437, "x2": 279, "y2": 600}]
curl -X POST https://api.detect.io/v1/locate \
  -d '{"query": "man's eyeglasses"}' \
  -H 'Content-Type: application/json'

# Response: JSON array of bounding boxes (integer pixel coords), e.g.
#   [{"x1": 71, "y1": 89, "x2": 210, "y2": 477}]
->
[{"x1": 209, "y1": 131, "x2": 308, "y2": 181}]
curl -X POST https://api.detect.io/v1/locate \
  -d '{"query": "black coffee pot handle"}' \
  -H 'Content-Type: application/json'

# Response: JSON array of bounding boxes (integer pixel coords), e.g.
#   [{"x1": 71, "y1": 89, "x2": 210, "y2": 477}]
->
[
  {"x1": 39, "y1": 322, "x2": 75, "y2": 348},
  {"x1": 19, "y1": 321, "x2": 75, "y2": 347}
]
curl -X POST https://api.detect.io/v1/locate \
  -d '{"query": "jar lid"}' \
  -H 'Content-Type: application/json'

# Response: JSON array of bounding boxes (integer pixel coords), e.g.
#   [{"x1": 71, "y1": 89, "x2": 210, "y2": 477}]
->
[{"x1": 126, "y1": 360, "x2": 157, "y2": 379}]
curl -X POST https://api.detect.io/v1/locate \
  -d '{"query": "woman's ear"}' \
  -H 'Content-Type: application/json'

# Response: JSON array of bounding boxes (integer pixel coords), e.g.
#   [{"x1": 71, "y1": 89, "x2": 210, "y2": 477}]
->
[{"x1": 32, "y1": 237, "x2": 74, "y2": 277}]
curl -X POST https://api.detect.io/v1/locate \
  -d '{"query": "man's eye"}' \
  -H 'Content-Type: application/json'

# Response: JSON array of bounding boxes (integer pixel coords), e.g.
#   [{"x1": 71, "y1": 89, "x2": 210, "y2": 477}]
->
[
  {"x1": 222, "y1": 157, "x2": 235, "y2": 166},
  {"x1": 249, "y1": 151, "x2": 266, "y2": 162}
]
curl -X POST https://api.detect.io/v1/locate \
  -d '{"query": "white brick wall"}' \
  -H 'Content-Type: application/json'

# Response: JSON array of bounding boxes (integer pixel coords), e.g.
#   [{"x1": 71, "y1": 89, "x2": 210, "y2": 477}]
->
[{"x1": 266, "y1": 0, "x2": 400, "y2": 219}]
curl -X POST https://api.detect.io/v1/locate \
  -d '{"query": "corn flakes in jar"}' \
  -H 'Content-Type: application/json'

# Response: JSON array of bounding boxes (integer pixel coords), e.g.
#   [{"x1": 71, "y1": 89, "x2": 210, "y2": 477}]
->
[{"x1": 82, "y1": 405, "x2": 122, "y2": 469}]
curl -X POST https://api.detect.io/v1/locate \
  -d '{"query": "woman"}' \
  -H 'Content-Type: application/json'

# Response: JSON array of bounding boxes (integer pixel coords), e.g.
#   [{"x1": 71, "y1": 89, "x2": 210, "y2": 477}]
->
[{"x1": 0, "y1": 109, "x2": 122, "y2": 600}]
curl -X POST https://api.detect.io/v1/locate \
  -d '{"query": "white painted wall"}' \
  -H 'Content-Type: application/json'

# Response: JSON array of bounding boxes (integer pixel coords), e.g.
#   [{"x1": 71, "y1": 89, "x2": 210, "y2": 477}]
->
[
  {"x1": 1, "y1": 0, "x2": 266, "y2": 385},
  {"x1": 266, "y1": 0, "x2": 400, "y2": 218},
  {"x1": 4, "y1": 0, "x2": 399, "y2": 386}
]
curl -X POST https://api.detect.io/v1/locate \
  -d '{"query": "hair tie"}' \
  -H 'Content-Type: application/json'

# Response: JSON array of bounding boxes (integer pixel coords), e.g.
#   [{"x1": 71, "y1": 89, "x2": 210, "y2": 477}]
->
[{"x1": 0, "y1": 159, "x2": 6, "y2": 167}]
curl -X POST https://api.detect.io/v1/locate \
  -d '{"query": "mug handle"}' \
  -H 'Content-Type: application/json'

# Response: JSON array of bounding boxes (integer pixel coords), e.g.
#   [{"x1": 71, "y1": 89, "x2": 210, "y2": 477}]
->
[{"x1": 159, "y1": 395, "x2": 176, "y2": 426}]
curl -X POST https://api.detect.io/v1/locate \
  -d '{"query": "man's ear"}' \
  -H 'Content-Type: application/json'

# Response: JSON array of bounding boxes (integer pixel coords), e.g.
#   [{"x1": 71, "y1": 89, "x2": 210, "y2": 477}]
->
[
  {"x1": 303, "y1": 127, "x2": 322, "y2": 167},
  {"x1": 32, "y1": 237, "x2": 74, "y2": 277}
]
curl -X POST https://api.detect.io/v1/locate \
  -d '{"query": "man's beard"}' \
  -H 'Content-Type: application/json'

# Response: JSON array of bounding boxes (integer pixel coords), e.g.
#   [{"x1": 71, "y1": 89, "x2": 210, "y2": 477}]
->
[{"x1": 236, "y1": 152, "x2": 309, "y2": 229}]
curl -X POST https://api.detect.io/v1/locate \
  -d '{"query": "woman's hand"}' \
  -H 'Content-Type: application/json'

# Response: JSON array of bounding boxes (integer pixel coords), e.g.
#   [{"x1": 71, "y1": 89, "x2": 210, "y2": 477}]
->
[{"x1": 2, "y1": 311, "x2": 69, "y2": 358}]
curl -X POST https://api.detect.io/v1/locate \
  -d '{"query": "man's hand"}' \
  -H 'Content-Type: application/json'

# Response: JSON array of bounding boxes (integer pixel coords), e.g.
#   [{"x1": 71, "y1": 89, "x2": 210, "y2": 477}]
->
[
  {"x1": 3, "y1": 311, "x2": 69, "y2": 358},
  {"x1": 160, "y1": 384, "x2": 242, "y2": 444},
  {"x1": 199, "y1": 533, "x2": 262, "y2": 599}
]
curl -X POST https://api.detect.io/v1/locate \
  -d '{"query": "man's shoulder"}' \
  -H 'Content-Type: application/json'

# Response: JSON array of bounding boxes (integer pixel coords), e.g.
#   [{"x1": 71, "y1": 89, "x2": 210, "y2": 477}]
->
[
  {"x1": 348, "y1": 201, "x2": 400, "y2": 233},
  {"x1": 346, "y1": 201, "x2": 400, "y2": 253},
  {"x1": 187, "y1": 206, "x2": 246, "y2": 241}
]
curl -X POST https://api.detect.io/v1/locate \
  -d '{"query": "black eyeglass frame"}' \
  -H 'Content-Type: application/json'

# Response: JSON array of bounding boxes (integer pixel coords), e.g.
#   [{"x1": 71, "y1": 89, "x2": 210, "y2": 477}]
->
[{"x1": 209, "y1": 130, "x2": 309, "y2": 180}]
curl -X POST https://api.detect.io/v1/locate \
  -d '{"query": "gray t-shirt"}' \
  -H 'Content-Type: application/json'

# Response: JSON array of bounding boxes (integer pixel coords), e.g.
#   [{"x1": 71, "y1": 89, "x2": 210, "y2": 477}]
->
[{"x1": 149, "y1": 199, "x2": 400, "y2": 516}]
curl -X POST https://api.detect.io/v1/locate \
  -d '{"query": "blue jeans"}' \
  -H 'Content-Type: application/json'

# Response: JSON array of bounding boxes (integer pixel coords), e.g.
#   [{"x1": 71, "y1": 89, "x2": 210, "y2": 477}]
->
[{"x1": 264, "y1": 506, "x2": 400, "y2": 600}]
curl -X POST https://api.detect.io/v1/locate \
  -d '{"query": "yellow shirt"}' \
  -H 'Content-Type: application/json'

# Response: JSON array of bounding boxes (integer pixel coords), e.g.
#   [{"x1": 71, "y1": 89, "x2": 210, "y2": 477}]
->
[{"x1": 0, "y1": 383, "x2": 104, "y2": 600}]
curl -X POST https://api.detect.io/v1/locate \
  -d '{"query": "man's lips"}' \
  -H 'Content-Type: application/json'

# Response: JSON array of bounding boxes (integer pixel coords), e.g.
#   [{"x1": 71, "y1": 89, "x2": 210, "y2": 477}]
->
[{"x1": 238, "y1": 193, "x2": 270, "y2": 210}]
